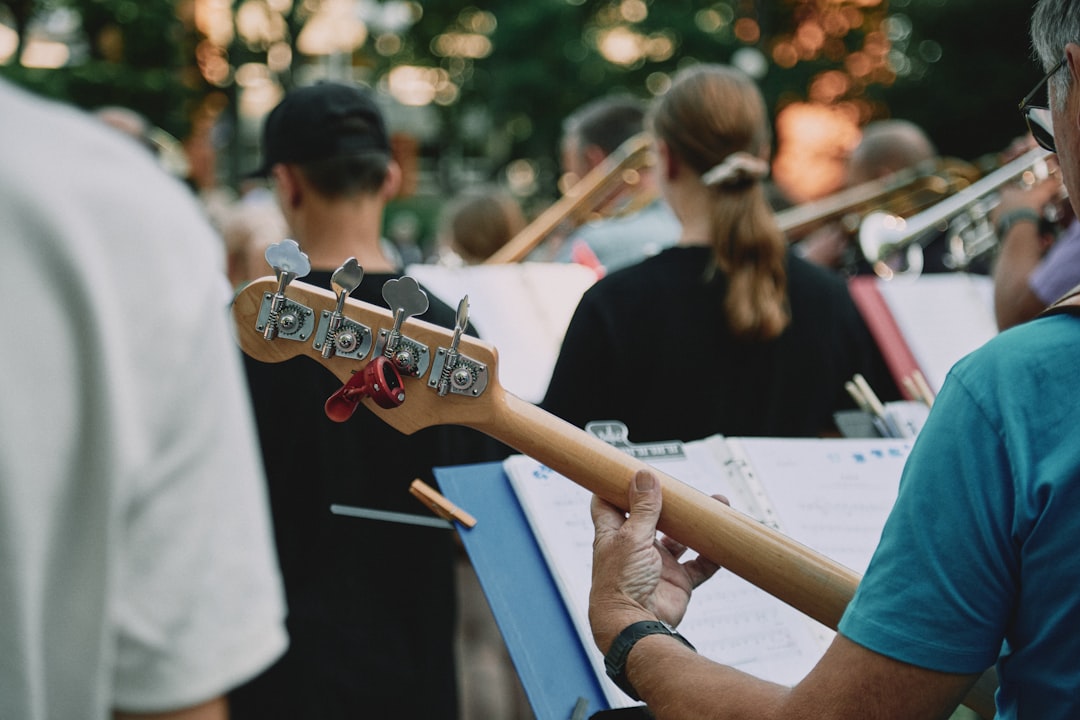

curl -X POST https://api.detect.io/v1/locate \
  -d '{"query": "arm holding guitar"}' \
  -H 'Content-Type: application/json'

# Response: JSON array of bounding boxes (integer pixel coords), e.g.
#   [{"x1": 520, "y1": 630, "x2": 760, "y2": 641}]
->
[{"x1": 232, "y1": 249, "x2": 996, "y2": 718}]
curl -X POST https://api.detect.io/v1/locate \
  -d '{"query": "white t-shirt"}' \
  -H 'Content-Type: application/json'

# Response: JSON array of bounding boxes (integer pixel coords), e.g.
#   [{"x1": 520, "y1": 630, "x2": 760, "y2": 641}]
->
[{"x1": 0, "y1": 80, "x2": 287, "y2": 718}]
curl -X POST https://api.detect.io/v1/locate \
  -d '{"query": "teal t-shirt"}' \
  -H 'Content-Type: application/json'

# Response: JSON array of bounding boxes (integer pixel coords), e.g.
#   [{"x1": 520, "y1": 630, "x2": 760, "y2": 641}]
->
[{"x1": 839, "y1": 313, "x2": 1080, "y2": 718}]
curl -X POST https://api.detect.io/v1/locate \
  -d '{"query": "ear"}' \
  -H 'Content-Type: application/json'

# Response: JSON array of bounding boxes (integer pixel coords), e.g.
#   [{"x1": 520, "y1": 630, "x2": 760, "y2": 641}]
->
[
  {"x1": 656, "y1": 139, "x2": 678, "y2": 181},
  {"x1": 1066, "y1": 44, "x2": 1080, "y2": 87},
  {"x1": 271, "y1": 164, "x2": 302, "y2": 209},
  {"x1": 1066, "y1": 42, "x2": 1080, "y2": 81},
  {"x1": 381, "y1": 159, "x2": 403, "y2": 201}
]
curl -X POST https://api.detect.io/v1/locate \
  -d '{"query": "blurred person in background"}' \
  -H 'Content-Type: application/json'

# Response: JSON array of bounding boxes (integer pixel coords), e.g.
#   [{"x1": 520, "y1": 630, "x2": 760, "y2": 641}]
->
[
  {"x1": 231, "y1": 80, "x2": 495, "y2": 720},
  {"x1": 434, "y1": 186, "x2": 527, "y2": 266},
  {"x1": 587, "y1": 3, "x2": 1080, "y2": 716},
  {"x1": 543, "y1": 94, "x2": 681, "y2": 274},
  {"x1": 543, "y1": 64, "x2": 895, "y2": 443},
  {"x1": 1, "y1": 79, "x2": 286, "y2": 720}
]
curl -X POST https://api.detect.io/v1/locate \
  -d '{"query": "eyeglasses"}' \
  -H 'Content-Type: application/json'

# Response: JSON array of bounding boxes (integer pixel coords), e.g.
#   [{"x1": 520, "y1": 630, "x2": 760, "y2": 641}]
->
[{"x1": 1019, "y1": 56, "x2": 1066, "y2": 152}]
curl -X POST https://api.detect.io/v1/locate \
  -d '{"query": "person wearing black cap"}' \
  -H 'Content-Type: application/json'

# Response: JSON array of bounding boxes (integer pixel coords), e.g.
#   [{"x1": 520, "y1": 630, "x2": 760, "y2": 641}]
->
[
  {"x1": 230, "y1": 81, "x2": 489, "y2": 720},
  {"x1": 247, "y1": 81, "x2": 404, "y2": 273}
]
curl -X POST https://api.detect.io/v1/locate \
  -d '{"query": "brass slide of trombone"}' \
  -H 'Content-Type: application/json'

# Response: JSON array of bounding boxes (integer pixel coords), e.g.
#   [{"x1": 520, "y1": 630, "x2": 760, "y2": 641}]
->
[
  {"x1": 776, "y1": 158, "x2": 981, "y2": 241},
  {"x1": 484, "y1": 133, "x2": 653, "y2": 264},
  {"x1": 487, "y1": 135, "x2": 979, "y2": 268},
  {"x1": 858, "y1": 146, "x2": 1056, "y2": 279},
  {"x1": 486, "y1": 131, "x2": 1055, "y2": 279}
]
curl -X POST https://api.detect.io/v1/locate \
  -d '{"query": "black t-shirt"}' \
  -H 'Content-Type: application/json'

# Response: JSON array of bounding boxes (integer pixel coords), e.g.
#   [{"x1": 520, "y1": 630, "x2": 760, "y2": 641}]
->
[
  {"x1": 231, "y1": 270, "x2": 492, "y2": 720},
  {"x1": 542, "y1": 246, "x2": 897, "y2": 443}
]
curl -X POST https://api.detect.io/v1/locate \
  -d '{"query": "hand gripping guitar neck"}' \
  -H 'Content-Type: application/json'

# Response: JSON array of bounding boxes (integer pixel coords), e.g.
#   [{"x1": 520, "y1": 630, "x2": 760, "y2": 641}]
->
[{"x1": 232, "y1": 248, "x2": 997, "y2": 719}]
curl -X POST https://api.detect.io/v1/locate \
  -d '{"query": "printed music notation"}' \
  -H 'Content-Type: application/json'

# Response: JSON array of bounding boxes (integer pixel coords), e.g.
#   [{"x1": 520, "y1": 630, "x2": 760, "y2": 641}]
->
[{"x1": 504, "y1": 434, "x2": 912, "y2": 709}]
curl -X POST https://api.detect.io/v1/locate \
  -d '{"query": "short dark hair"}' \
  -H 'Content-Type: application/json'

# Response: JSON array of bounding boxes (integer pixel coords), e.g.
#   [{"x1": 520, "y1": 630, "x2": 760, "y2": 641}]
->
[
  {"x1": 297, "y1": 154, "x2": 390, "y2": 198},
  {"x1": 563, "y1": 95, "x2": 647, "y2": 156}
]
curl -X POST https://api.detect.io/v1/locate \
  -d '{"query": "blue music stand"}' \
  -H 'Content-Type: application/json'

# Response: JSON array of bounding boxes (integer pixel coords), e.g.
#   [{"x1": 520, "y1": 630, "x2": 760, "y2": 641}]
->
[{"x1": 433, "y1": 462, "x2": 611, "y2": 720}]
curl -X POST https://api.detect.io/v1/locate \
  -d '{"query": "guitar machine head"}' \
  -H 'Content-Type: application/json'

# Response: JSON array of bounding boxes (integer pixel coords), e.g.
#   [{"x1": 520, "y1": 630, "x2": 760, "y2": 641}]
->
[{"x1": 236, "y1": 240, "x2": 493, "y2": 430}]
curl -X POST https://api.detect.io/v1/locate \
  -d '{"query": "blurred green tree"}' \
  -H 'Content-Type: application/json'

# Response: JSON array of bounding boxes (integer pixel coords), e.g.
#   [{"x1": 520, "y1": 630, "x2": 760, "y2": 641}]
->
[
  {"x1": 0, "y1": 0, "x2": 1043, "y2": 196},
  {"x1": 872, "y1": 0, "x2": 1037, "y2": 162},
  {"x1": 0, "y1": 0, "x2": 197, "y2": 139}
]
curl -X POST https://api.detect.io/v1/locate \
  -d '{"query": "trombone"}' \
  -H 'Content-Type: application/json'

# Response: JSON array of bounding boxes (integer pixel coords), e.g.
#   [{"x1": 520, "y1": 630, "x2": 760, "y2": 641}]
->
[
  {"x1": 858, "y1": 146, "x2": 1056, "y2": 279},
  {"x1": 484, "y1": 133, "x2": 653, "y2": 264},
  {"x1": 776, "y1": 158, "x2": 980, "y2": 241}
]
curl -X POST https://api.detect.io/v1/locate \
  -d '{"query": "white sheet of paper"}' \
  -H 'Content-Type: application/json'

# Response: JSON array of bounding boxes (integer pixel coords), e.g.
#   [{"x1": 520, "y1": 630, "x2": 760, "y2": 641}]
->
[
  {"x1": 405, "y1": 262, "x2": 597, "y2": 403},
  {"x1": 725, "y1": 437, "x2": 913, "y2": 576},
  {"x1": 505, "y1": 435, "x2": 914, "y2": 708},
  {"x1": 875, "y1": 273, "x2": 997, "y2": 392},
  {"x1": 505, "y1": 436, "x2": 829, "y2": 709}
]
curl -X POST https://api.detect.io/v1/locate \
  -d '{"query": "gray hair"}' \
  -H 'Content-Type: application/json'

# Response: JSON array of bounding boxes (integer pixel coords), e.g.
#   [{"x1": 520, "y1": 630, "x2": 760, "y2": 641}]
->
[{"x1": 1032, "y1": 0, "x2": 1080, "y2": 109}]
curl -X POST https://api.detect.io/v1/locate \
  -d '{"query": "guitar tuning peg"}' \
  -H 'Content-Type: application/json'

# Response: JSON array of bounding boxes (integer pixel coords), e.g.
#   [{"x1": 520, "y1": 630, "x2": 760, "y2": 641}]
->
[
  {"x1": 258, "y1": 239, "x2": 315, "y2": 342},
  {"x1": 331, "y1": 258, "x2": 364, "y2": 305},
  {"x1": 431, "y1": 295, "x2": 468, "y2": 397},
  {"x1": 382, "y1": 276, "x2": 429, "y2": 332},
  {"x1": 450, "y1": 295, "x2": 469, "y2": 352},
  {"x1": 265, "y1": 239, "x2": 311, "y2": 286},
  {"x1": 314, "y1": 258, "x2": 372, "y2": 360},
  {"x1": 324, "y1": 356, "x2": 406, "y2": 422},
  {"x1": 374, "y1": 276, "x2": 432, "y2": 377},
  {"x1": 429, "y1": 294, "x2": 488, "y2": 398}
]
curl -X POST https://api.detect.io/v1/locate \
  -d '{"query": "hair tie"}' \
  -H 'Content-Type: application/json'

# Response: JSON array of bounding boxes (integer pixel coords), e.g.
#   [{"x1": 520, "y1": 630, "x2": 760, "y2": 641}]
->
[{"x1": 700, "y1": 152, "x2": 769, "y2": 187}]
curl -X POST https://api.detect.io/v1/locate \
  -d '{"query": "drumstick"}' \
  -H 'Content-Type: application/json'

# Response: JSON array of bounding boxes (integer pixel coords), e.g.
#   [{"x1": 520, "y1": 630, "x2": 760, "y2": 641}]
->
[{"x1": 911, "y1": 369, "x2": 936, "y2": 408}]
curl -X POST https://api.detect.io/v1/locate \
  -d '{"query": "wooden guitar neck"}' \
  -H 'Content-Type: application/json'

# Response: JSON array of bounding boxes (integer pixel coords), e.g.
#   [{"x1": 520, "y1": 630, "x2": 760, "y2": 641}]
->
[{"x1": 233, "y1": 275, "x2": 996, "y2": 718}]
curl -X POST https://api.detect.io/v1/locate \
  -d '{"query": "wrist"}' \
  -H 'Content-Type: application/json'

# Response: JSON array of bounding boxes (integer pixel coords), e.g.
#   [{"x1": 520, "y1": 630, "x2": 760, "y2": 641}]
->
[
  {"x1": 591, "y1": 605, "x2": 656, "y2": 655},
  {"x1": 603, "y1": 619, "x2": 697, "y2": 701}
]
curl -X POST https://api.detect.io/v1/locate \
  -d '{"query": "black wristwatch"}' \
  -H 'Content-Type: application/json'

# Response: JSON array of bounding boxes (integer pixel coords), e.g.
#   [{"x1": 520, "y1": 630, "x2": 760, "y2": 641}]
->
[
  {"x1": 994, "y1": 207, "x2": 1042, "y2": 239},
  {"x1": 604, "y1": 620, "x2": 696, "y2": 701}
]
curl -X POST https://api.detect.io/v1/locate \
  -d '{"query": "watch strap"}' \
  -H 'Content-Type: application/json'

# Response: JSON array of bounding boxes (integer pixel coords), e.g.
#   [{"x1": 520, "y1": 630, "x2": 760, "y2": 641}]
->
[
  {"x1": 604, "y1": 620, "x2": 696, "y2": 701},
  {"x1": 995, "y1": 207, "x2": 1042, "y2": 239}
]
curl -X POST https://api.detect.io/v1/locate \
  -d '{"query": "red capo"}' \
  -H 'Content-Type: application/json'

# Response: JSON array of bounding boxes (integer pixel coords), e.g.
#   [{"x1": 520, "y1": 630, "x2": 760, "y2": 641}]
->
[{"x1": 324, "y1": 356, "x2": 406, "y2": 421}]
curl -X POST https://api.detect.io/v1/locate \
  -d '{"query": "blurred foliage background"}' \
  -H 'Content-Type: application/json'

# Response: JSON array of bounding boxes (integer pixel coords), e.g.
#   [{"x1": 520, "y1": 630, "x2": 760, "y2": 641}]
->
[{"x1": 0, "y1": 0, "x2": 1043, "y2": 249}]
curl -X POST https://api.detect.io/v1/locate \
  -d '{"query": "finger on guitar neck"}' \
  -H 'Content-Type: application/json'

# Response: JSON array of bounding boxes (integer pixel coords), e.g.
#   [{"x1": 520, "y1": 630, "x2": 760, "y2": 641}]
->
[{"x1": 231, "y1": 271, "x2": 997, "y2": 717}]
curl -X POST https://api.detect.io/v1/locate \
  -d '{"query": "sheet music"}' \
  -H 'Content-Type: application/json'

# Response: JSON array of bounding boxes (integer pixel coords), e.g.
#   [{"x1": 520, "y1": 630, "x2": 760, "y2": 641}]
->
[
  {"x1": 726, "y1": 438, "x2": 912, "y2": 576},
  {"x1": 404, "y1": 262, "x2": 597, "y2": 403},
  {"x1": 875, "y1": 273, "x2": 997, "y2": 392},
  {"x1": 884, "y1": 400, "x2": 931, "y2": 440},
  {"x1": 504, "y1": 436, "x2": 828, "y2": 709}
]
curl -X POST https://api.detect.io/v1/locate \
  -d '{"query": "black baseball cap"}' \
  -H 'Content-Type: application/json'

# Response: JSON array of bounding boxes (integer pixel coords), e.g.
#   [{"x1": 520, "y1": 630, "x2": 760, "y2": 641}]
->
[{"x1": 251, "y1": 82, "x2": 390, "y2": 177}]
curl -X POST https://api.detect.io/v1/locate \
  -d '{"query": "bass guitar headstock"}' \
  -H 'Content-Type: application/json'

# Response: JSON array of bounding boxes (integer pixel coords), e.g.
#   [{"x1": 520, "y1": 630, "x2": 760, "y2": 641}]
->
[{"x1": 232, "y1": 241, "x2": 502, "y2": 435}]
